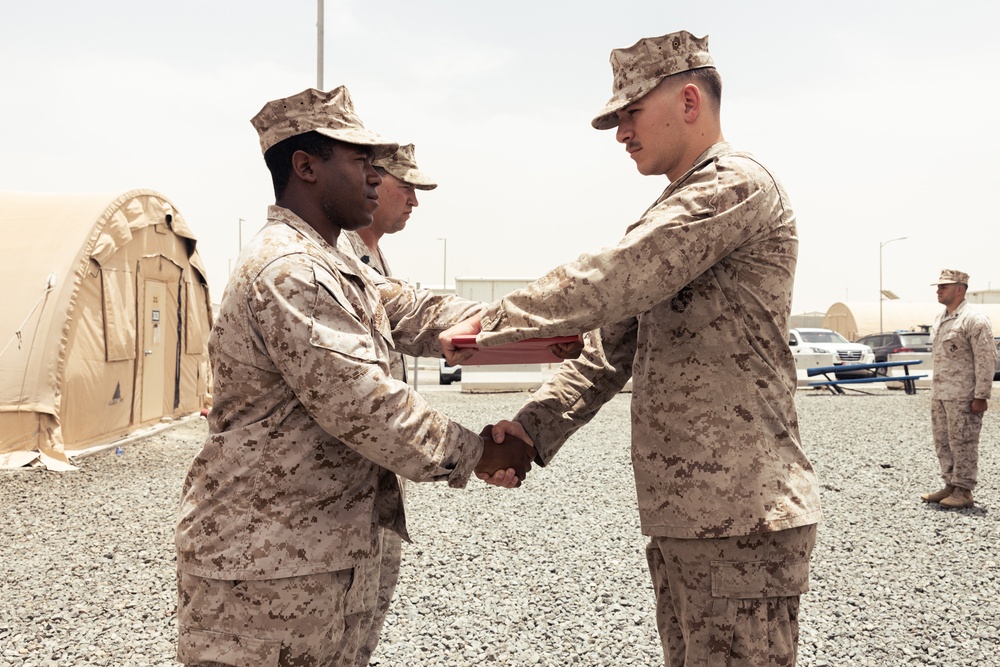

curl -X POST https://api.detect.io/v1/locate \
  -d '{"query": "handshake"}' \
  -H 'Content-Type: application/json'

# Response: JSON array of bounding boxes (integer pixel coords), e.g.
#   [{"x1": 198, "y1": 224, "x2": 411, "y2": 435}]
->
[{"x1": 474, "y1": 421, "x2": 537, "y2": 489}]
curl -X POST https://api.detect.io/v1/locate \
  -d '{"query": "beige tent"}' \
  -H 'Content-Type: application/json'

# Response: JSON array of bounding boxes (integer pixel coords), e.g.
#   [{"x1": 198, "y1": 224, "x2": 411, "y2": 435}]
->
[
  {"x1": 823, "y1": 301, "x2": 1000, "y2": 341},
  {"x1": 0, "y1": 190, "x2": 213, "y2": 469}
]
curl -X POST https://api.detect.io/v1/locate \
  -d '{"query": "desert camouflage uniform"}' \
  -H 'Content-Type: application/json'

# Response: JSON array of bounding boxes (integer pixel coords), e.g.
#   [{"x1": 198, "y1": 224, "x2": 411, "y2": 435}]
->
[
  {"x1": 477, "y1": 142, "x2": 822, "y2": 666},
  {"x1": 337, "y1": 229, "x2": 407, "y2": 666},
  {"x1": 930, "y1": 300, "x2": 996, "y2": 491},
  {"x1": 176, "y1": 205, "x2": 484, "y2": 666}
]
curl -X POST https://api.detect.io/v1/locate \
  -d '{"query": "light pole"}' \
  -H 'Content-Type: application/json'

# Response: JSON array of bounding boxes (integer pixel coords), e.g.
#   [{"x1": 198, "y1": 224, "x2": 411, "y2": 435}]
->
[
  {"x1": 316, "y1": 0, "x2": 324, "y2": 89},
  {"x1": 879, "y1": 236, "x2": 907, "y2": 333},
  {"x1": 237, "y1": 217, "x2": 250, "y2": 262},
  {"x1": 437, "y1": 237, "x2": 447, "y2": 292}
]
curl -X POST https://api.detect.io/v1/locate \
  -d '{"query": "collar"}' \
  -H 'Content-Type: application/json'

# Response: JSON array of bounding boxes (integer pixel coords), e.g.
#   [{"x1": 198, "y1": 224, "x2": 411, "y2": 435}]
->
[{"x1": 266, "y1": 205, "x2": 367, "y2": 278}]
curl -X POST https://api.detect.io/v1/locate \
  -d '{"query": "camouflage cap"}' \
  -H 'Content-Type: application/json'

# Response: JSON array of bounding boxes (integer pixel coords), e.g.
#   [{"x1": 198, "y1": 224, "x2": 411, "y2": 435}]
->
[
  {"x1": 251, "y1": 86, "x2": 398, "y2": 158},
  {"x1": 592, "y1": 30, "x2": 715, "y2": 130},
  {"x1": 930, "y1": 269, "x2": 970, "y2": 286},
  {"x1": 373, "y1": 143, "x2": 438, "y2": 190}
]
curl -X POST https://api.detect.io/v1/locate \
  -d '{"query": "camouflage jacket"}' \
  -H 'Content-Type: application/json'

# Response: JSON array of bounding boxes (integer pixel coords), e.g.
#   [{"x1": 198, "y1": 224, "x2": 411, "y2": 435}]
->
[
  {"x1": 477, "y1": 142, "x2": 822, "y2": 539},
  {"x1": 176, "y1": 206, "x2": 483, "y2": 580},
  {"x1": 931, "y1": 300, "x2": 996, "y2": 401},
  {"x1": 338, "y1": 230, "x2": 403, "y2": 381}
]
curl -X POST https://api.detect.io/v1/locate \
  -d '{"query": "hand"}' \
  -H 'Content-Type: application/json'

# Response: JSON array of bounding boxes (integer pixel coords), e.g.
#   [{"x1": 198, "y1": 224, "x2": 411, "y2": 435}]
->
[
  {"x1": 477, "y1": 421, "x2": 535, "y2": 487},
  {"x1": 439, "y1": 315, "x2": 481, "y2": 365},
  {"x1": 474, "y1": 425, "x2": 536, "y2": 487},
  {"x1": 971, "y1": 398, "x2": 988, "y2": 415},
  {"x1": 548, "y1": 336, "x2": 584, "y2": 360}
]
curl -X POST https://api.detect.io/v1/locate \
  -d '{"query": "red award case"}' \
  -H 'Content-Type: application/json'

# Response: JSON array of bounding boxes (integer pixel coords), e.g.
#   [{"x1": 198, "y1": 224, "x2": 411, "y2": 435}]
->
[{"x1": 452, "y1": 335, "x2": 582, "y2": 365}]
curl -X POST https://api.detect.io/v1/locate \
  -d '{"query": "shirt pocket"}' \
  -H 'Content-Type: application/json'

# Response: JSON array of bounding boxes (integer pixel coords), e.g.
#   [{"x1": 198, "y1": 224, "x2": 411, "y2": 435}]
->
[{"x1": 310, "y1": 264, "x2": 391, "y2": 364}]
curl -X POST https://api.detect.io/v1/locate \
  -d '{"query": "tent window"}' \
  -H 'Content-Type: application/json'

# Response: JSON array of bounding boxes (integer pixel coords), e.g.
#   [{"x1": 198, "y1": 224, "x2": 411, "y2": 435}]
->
[
  {"x1": 101, "y1": 268, "x2": 136, "y2": 361},
  {"x1": 185, "y1": 281, "x2": 207, "y2": 355}
]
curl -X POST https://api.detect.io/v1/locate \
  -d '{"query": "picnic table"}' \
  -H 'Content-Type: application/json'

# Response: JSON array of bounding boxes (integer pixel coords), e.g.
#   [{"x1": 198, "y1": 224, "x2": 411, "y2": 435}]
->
[{"x1": 806, "y1": 360, "x2": 926, "y2": 395}]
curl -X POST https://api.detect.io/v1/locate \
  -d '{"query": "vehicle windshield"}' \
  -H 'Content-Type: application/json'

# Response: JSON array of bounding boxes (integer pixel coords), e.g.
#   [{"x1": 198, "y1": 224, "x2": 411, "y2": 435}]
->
[
  {"x1": 898, "y1": 333, "x2": 931, "y2": 346},
  {"x1": 799, "y1": 330, "x2": 849, "y2": 344}
]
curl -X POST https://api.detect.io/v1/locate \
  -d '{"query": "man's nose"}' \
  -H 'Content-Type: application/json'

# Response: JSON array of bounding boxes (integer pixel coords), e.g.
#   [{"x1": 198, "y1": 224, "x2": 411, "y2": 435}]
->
[{"x1": 616, "y1": 122, "x2": 632, "y2": 144}]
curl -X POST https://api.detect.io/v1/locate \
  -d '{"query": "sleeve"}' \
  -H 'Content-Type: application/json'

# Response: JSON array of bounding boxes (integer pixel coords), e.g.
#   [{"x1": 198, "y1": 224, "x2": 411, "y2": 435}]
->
[
  {"x1": 250, "y1": 256, "x2": 483, "y2": 487},
  {"x1": 970, "y1": 314, "x2": 997, "y2": 399},
  {"x1": 477, "y1": 158, "x2": 778, "y2": 345},
  {"x1": 374, "y1": 276, "x2": 485, "y2": 358},
  {"x1": 514, "y1": 317, "x2": 638, "y2": 464}
]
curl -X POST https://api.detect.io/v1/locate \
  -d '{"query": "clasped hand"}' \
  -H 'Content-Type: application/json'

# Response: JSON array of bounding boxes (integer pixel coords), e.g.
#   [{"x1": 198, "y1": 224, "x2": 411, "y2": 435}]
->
[{"x1": 474, "y1": 421, "x2": 537, "y2": 488}]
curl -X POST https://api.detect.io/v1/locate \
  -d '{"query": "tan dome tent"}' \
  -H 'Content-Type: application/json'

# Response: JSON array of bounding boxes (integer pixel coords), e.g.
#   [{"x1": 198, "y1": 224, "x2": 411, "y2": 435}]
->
[
  {"x1": 0, "y1": 190, "x2": 213, "y2": 469},
  {"x1": 823, "y1": 301, "x2": 1000, "y2": 340}
]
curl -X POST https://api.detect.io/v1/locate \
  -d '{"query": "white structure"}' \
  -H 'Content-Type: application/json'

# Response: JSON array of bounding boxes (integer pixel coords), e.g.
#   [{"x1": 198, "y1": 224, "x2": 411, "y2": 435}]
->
[{"x1": 454, "y1": 277, "x2": 547, "y2": 392}]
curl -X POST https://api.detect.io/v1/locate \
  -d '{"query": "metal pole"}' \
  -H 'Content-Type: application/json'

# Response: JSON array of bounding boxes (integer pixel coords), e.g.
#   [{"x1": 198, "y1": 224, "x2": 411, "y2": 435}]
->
[
  {"x1": 879, "y1": 245, "x2": 883, "y2": 335},
  {"x1": 879, "y1": 236, "x2": 907, "y2": 334},
  {"x1": 238, "y1": 218, "x2": 246, "y2": 256},
  {"x1": 437, "y1": 237, "x2": 447, "y2": 291},
  {"x1": 317, "y1": 0, "x2": 324, "y2": 89}
]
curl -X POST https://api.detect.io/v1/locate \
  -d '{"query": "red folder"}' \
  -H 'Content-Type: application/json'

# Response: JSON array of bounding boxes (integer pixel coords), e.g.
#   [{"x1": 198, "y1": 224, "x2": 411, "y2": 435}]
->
[{"x1": 452, "y1": 334, "x2": 582, "y2": 366}]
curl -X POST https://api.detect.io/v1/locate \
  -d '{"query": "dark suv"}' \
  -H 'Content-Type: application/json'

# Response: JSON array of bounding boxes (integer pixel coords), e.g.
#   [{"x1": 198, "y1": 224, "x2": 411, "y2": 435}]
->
[{"x1": 855, "y1": 331, "x2": 932, "y2": 374}]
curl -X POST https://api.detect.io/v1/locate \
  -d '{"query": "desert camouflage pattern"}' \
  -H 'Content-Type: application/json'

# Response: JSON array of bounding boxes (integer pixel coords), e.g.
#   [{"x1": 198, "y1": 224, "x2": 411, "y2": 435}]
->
[
  {"x1": 373, "y1": 143, "x2": 438, "y2": 190},
  {"x1": 354, "y1": 531, "x2": 402, "y2": 666},
  {"x1": 592, "y1": 30, "x2": 715, "y2": 130},
  {"x1": 930, "y1": 268, "x2": 970, "y2": 285},
  {"x1": 176, "y1": 205, "x2": 485, "y2": 582},
  {"x1": 478, "y1": 142, "x2": 822, "y2": 539},
  {"x1": 335, "y1": 229, "x2": 409, "y2": 666},
  {"x1": 251, "y1": 86, "x2": 397, "y2": 158},
  {"x1": 931, "y1": 400, "x2": 982, "y2": 491},
  {"x1": 647, "y1": 524, "x2": 816, "y2": 666},
  {"x1": 177, "y1": 565, "x2": 368, "y2": 666},
  {"x1": 930, "y1": 300, "x2": 996, "y2": 401},
  {"x1": 339, "y1": 232, "x2": 394, "y2": 311}
]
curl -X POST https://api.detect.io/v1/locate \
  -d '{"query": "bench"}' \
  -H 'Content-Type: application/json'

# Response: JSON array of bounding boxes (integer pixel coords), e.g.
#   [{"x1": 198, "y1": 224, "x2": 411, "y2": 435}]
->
[{"x1": 806, "y1": 360, "x2": 927, "y2": 395}]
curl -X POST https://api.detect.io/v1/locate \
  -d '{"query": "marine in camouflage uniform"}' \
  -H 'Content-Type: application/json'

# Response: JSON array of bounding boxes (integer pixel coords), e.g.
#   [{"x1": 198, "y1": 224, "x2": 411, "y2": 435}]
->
[
  {"x1": 336, "y1": 143, "x2": 439, "y2": 666},
  {"x1": 175, "y1": 86, "x2": 534, "y2": 667},
  {"x1": 922, "y1": 269, "x2": 996, "y2": 509},
  {"x1": 448, "y1": 31, "x2": 822, "y2": 666}
]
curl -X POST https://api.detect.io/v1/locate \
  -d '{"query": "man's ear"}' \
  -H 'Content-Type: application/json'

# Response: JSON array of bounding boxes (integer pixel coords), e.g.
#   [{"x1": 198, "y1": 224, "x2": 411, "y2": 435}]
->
[
  {"x1": 682, "y1": 83, "x2": 702, "y2": 122},
  {"x1": 290, "y1": 150, "x2": 318, "y2": 183}
]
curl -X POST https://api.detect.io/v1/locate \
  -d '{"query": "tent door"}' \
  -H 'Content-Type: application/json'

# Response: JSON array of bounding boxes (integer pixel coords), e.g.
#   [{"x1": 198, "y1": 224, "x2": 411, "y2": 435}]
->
[{"x1": 140, "y1": 280, "x2": 167, "y2": 422}]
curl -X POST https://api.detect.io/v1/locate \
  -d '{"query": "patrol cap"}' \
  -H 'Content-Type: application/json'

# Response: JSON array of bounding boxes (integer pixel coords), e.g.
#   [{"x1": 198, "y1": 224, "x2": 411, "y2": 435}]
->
[
  {"x1": 374, "y1": 143, "x2": 438, "y2": 190},
  {"x1": 592, "y1": 30, "x2": 715, "y2": 130},
  {"x1": 930, "y1": 269, "x2": 970, "y2": 286},
  {"x1": 251, "y1": 86, "x2": 398, "y2": 158}
]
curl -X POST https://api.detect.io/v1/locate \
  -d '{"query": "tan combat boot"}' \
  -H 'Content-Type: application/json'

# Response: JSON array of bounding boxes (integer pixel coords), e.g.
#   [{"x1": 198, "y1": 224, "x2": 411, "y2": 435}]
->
[
  {"x1": 920, "y1": 485, "x2": 955, "y2": 503},
  {"x1": 939, "y1": 487, "x2": 974, "y2": 509}
]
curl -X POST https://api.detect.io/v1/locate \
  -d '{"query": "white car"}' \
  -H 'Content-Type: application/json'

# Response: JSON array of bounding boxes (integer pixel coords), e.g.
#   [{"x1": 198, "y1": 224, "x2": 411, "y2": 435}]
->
[{"x1": 788, "y1": 328, "x2": 875, "y2": 368}]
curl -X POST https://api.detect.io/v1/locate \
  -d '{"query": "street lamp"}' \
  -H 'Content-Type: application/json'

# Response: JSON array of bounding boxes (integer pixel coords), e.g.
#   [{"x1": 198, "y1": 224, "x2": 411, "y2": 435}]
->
[
  {"x1": 879, "y1": 236, "x2": 907, "y2": 333},
  {"x1": 437, "y1": 237, "x2": 447, "y2": 291},
  {"x1": 316, "y1": 0, "x2": 324, "y2": 89},
  {"x1": 238, "y1": 218, "x2": 247, "y2": 253}
]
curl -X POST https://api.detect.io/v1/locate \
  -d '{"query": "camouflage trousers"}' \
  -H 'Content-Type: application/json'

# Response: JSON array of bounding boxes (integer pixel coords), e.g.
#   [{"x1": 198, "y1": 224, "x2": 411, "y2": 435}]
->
[
  {"x1": 646, "y1": 524, "x2": 817, "y2": 667},
  {"x1": 931, "y1": 399, "x2": 982, "y2": 491},
  {"x1": 354, "y1": 529, "x2": 402, "y2": 666},
  {"x1": 177, "y1": 531, "x2": 391, "y2": 667}
]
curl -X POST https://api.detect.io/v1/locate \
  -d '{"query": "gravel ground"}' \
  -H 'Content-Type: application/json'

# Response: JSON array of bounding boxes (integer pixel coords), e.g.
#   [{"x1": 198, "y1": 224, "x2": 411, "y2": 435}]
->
[{"x1": 2, "y1": 385, "x2": 999, "y2": 666}]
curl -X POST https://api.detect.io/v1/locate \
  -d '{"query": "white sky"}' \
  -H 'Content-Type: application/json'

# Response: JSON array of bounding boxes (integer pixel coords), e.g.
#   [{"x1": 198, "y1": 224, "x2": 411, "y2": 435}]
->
[{"x1": 2, "y1": 0, "x2": 998, "y2": 314}]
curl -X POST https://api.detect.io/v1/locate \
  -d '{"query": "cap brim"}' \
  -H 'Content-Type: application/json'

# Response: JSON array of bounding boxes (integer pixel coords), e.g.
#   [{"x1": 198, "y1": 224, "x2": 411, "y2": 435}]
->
[
  {"x1": 315, "y1": 127, "x2": 398, "y2": 160},
  {"x1": 399, "y1": 168, "x2": 437, "y2": 190},
  {"x1": 591, "y1": 77, "x2": 664, "y2": 130}
]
